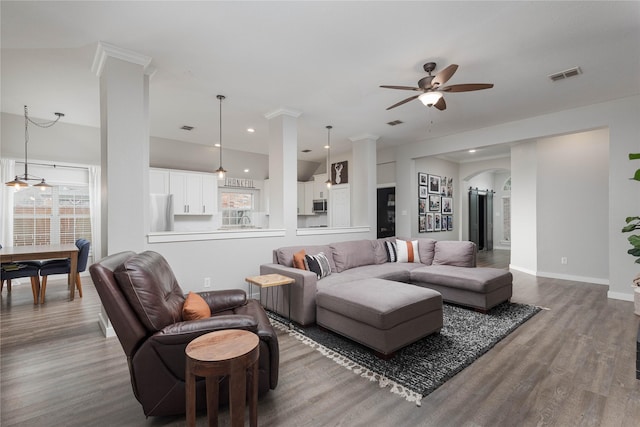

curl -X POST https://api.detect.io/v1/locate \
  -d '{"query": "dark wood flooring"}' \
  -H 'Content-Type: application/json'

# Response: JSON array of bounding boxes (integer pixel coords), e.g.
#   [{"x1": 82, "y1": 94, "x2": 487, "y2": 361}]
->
[{"x1": 2, "y1": 249, "x2": 639, "y2": 426}]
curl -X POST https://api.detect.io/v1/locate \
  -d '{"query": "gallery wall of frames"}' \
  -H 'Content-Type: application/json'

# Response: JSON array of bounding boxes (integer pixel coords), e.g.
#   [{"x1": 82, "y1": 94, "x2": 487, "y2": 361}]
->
[{"x1": 418, "y1": 173, "x2": 453, "y2": 233}]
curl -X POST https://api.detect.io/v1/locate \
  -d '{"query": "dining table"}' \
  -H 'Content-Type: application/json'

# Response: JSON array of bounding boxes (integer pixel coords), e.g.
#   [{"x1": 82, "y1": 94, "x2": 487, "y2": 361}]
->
[{"x1": 0, "y1": 244, "x2": 79, "y2": 301}]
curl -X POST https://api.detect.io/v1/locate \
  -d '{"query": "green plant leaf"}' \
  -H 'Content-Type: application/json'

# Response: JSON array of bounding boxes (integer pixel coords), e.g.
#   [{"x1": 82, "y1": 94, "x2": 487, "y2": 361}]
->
[
  {"x1": 622, "y1": 224, "x2": 640, "y2": 232},
  {"x1": 629, "y1": 235, "x2": 640, "y2": 246},
  {"x1": 629, "y1": 153, "x2": 640, "y2": 160},
  {"x1": 628, "y1": 248, "x2": 640, "y2": 256},
  {"x1": 633, "y1": 169, "x2": 640, "y2": 181}
]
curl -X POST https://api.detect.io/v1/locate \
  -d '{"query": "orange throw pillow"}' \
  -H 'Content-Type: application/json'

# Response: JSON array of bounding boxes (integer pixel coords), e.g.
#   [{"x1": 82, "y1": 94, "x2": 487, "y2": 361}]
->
[
  {"x1": 182, "y1": 291, "x2": 211, "y2": 320},
  {"x1": 293, "y1": 249, "x2": 307, "y2": 270}
]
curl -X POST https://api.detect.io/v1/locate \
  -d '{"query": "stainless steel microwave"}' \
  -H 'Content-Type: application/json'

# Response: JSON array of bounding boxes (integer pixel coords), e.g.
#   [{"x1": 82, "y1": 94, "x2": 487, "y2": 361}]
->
[{"x1": 312, "y1": 199, "x2": 327, "y2": 213}]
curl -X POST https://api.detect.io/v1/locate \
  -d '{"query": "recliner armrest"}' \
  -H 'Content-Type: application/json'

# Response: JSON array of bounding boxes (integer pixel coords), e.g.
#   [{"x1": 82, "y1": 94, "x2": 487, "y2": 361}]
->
[
  {"x1": 153, "y1": 314, "x2": 258, "y2": 345},
  {"x1": 197, "y1": 289, "x2": 247, "y2": 314}
]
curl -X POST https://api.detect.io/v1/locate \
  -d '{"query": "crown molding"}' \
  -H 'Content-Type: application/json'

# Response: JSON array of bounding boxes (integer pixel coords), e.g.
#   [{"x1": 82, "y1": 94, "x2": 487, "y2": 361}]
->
[
  {"x1": 264, "y1": 108, "x2": 302, "y2": 120},
  {"x1": 92, "y1": 41, "x2": 153, "y2": 77}
]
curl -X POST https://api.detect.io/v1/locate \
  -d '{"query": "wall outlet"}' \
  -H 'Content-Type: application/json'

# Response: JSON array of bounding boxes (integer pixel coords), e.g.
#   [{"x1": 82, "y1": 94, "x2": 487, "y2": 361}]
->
[
  {"x1": 561, "y1": 257, "x2": 568, "y2": 265},
  {"x1": 203, "y1": 277, "x2": 211, "y2": 288}
]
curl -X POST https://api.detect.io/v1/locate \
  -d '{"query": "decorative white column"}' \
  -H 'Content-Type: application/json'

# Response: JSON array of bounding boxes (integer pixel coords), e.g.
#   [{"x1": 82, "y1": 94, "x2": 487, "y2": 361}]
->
[
  {"x1": 92, "y1": 42, "x2": 153, "y2": 256},
  {"x1": 92, "y1": 42, "x2": 154, "y2": 338},
  {"x1": 350, "y1": 134, "x2": 379, "y2": 231},
  {"x1": 265, "y1": 108, "x2": 301, "y2": 234}
]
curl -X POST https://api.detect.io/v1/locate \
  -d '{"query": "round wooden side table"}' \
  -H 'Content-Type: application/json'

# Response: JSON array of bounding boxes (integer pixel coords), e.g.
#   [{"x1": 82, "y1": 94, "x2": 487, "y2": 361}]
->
[{"x1": 185, "y1": 329, "x2": 260, "y2": 427}]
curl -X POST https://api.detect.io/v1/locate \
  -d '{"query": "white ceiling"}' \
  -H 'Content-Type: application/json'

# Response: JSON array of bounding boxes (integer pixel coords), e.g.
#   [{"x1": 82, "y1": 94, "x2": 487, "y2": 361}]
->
[{"x1": 2, "y1": 1, "x2": 639, "y2": 163}]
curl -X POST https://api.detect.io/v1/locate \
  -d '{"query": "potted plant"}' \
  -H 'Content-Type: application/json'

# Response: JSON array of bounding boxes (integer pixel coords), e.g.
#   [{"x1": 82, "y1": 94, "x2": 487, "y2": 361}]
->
[{"x1": 622, "y1": 153, "x2": 640, "y2": 315}]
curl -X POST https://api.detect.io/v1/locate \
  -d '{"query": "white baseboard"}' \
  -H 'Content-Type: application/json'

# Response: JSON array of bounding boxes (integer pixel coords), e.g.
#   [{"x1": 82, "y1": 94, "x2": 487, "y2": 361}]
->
[
  {"x1": 607, "y1": 291, "x2": 634, "y2": 302},
  {"x1": 508, "y1": 264, "x2": 537, "y2": 276},
  {"x1": 98, "y1": 311, "x2": 116, "y2": 338},
  {"x1": 536, "y1": 271, "x2": 609, "y2": 286}
]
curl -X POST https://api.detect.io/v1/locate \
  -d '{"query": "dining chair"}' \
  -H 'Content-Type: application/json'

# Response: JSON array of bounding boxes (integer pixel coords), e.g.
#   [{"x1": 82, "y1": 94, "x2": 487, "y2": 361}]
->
[
  {"x1": 39, "y1": 239, "x2": 91, "y2": 304},
  {"x1": 1, "y1": 245, "x2": 42, "y2": 304}
]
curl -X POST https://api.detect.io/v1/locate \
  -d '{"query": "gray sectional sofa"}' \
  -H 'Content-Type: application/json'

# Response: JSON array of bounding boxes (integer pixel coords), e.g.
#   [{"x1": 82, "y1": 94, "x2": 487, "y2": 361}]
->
[{"x1": 259, "y1": 237, "x2": 513, "y2": 327}]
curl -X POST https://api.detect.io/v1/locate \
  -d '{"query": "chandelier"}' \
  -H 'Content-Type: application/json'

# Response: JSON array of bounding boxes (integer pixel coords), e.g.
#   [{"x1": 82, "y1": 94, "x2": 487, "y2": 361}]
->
[{"x1": 5, "y1": 105, "x2": 64, "y2": 190}]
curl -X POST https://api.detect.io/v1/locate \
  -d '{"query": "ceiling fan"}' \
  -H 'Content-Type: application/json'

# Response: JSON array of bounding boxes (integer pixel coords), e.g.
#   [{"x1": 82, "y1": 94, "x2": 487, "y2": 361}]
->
[{"x1": 380, "y1": 62, "x2": 493, "y2": 111}]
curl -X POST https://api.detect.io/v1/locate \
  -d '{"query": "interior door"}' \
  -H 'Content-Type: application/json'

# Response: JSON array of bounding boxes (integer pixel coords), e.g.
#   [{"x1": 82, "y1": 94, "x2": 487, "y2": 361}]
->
[{"x1": 469, "y1": 188, "x2": 479, "y2": 247}]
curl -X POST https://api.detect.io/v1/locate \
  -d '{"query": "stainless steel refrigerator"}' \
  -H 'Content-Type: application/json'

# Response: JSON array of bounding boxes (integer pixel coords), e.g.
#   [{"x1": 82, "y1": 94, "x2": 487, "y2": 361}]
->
[{"x1": 149, "y1": 193, "x2": 174, "y2": 232}]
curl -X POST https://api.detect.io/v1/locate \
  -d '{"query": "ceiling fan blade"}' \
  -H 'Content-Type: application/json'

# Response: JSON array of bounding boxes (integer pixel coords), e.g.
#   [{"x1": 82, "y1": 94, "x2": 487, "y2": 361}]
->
[
  {"x1": 440, "y1": 83, "x2": 494, "y2": 93},
  {"x1": 431, "y1": 64, "x2": 458, "y2": 87},
  {"x1": 386, "y1": 94, "x2": 420, "y2": 110},
  {"x1": 380, "y1": 85, "x2": 422, "y2": 91},
  {"x1": 433, "y1": 97, "x2": 446, "y2": 111}
]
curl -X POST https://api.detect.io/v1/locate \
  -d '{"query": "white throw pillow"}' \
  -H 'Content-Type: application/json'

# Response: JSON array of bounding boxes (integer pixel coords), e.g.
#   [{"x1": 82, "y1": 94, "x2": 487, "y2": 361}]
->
[{"x1": 396, "y1": 239, "x2": 421, "y2": 263}]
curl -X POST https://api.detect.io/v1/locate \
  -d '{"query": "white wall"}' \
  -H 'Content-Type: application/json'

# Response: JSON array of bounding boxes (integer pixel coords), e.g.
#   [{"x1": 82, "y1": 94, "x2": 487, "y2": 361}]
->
[
  {"x1": 535, "y1": 128, "x2": 609, "y2": 283},
  {"x1": 510, "y1": 142, "x2": 538, "y2": 274},
  {"x1": 1, "y1": 112, "x2": 100, "y2": 165}
]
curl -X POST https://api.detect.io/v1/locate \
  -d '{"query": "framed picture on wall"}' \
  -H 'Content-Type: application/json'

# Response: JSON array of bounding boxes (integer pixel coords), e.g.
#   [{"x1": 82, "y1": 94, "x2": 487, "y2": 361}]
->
[
  {"x1": 419, "y1": 215, "x2": 426, "y2": 233},
  {"x1": 419, "y1": 186, "x2": 428, "y2": 198},
  {"x1": 419, "y1": 198, "x2": 427, "y2": 215},
  {"x1": 442, "y1": 197, "x2": 453, "y2": 214},
  {"x1": 429, "y1": 195, "x2": 441, "y2": 212},
  {"x1": 331, "y1": 161, "x2": 348, "y2": 185},
  {"x1": 419, "y1": 173, "x2": 428, "y2": 186},
  {"x1": 434, "y1": 213, "x2": 442, "y2": 231},
  {"x1": 446, "y1": 215, "x2": 453, "y2": 231},
  {"x1": 426, "y1": 213, "x2": 434, "y2": 232},
  {"x1": 428, "y1": 174, "x2": 441, "y2": 194}
]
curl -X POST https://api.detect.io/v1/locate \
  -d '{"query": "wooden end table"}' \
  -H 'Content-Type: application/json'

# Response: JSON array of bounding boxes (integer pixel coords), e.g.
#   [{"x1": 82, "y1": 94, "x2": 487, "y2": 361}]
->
[
  {"x1": 185, "y1": 329, "x2": 260, "y2": 427},
  {"x1": 245, "y1": 273, "x2": 295, "y2": 326}
]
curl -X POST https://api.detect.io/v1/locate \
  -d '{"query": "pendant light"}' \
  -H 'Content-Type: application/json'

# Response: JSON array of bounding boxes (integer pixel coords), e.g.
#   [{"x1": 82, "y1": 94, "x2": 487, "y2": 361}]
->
[
  {"x1": 214, "y1": 95, "x2": 227, "y2": 180},
  {"x1": 325, "y1": 125, "x2": 332, "y2": 189},
  {"x1": 5, "y1": 105, "x2": 62, "y2": 190}
]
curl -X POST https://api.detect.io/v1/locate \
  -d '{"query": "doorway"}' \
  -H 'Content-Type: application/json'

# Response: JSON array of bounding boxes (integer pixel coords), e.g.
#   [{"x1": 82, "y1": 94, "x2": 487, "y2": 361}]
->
[
  {"x1": 377, "y1": 187, "x2": 395, "y2": 238},
  {"x1": 469, "y1": 188, "x2": 494, "y2": 250}
]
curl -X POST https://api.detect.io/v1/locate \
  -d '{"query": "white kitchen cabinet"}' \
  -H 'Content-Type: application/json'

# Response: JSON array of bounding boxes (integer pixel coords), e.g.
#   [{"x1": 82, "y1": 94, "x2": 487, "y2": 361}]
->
[
  {"x1": 149, "y1": 168, "x2": 169, "y2": 194},
  {"x1": 329, "y1": 184, "x2": 350, "y2": 227},
  {"x1": 313, "y1": 173, "x2": 328, "y2": 200},
  {"x1": 169, "y1": 170, "x2": 217, "y2": 215},
  {"x1": 304, "y1": 181, "x2": 315, "y2": 215}
]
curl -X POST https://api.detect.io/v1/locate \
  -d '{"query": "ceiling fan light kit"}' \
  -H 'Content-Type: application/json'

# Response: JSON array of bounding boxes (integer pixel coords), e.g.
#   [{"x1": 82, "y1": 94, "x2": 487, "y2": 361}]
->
[
  {"x1": 380, "y1": 62, "x2": 493, "y2": 111},
  {"x1": 419, "y1": 91, "x2": 443, "y2": 106}
]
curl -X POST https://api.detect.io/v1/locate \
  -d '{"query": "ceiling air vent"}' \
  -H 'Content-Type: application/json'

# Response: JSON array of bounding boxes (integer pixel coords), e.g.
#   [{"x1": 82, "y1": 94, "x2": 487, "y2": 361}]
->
[
  {"x1": 548, "y1": 67, "x2": 582, "y2": 82},
  {"x1": 301, "y1": 149, "x2": 312, "y2": 153},
  {"x1": 180, "y1": 125, "x2": 194, "y2": 131},
  {"x1": 387, "y1": 120, "x2": 404, "y2": 126}
]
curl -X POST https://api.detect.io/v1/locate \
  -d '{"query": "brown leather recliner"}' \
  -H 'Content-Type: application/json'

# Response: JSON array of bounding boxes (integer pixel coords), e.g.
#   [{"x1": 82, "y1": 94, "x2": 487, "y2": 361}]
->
[{"x1": 89, "y1": 250, "x2": 279, "y2": 417}]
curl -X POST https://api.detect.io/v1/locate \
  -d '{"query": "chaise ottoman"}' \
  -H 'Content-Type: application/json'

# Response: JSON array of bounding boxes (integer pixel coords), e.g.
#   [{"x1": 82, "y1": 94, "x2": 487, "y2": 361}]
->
[
  {"x1": 410, "y1": 265, "x2": 512, "y2": 312},
  {"x1": 316, "y1": 278, "x2": 443, "y2": 357}
]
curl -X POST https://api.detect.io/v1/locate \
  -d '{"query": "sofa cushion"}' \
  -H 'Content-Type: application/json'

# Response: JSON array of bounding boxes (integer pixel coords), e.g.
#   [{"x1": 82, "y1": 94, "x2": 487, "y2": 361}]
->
[
  {"x1": 182, "y1": 291, "x2": 211, "y2": 320},
  {"x1": 114, "y1": 251, "x2": 185, "y2": 332},
  {"x1": 432, "y1": 241, "x2": 476, "y2": 267},
  {"x1": 396, "y1": 239, "x2": 420, "y2": 263},
  {"x1": 330, "y1": 240, "x2": 377, "y2": 273},
  {"x1": 417, "y1": 238, "x2": 437, "y2": 265},
  {"x1": 275, "y1": 245, "x2": 337, "y2": 272},
  {"x1": 374, "y1": 237, "x2": 396, "y2": 264},
  {"x1": 316, "y1": 278, "x2": 442, "y2": 330},
  {"x1": 411, "y1": 265, "x2": 512, "y2": 293},
  {"x1": 305, "y1": 252, "x2": 332, "y2": 279},
  {"x1": 293, "y1": 249, "x2": 307, "y2": 270}
]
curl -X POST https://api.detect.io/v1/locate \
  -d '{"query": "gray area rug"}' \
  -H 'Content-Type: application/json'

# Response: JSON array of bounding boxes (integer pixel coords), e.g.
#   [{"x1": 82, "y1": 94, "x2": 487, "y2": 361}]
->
[{"x1": 268, "y1": 302, "x2": 541, "y2": 405}]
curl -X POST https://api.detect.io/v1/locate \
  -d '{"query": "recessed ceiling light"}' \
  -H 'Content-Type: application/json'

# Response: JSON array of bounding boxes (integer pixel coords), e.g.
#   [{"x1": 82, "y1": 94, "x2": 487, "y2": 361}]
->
[
  {"x1": 244, "y1": 169, "x2": 250, "y2": 173},
  {"x1": 469, "y1": 149, "x2": 476, "y2": 153},
  {"x1": 214, "y1": 143, "x2": 221, "y2": 147},
  {"x1": 247, "y1": 128, "x2": 255, "y2": 133}
]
